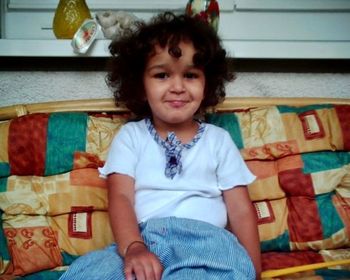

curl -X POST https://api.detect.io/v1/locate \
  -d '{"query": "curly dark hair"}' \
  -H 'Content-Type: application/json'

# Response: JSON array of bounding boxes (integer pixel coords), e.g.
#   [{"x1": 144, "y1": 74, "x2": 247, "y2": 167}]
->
[{"x1": 106, "y1": 12, "x2": 235, "y2": 117}]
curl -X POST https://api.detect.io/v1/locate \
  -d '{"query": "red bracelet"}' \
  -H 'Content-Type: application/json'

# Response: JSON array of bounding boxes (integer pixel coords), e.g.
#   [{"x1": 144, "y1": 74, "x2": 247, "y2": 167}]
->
[{"x1": 123, "y1": 240, "x2": 146, "y2": 257}]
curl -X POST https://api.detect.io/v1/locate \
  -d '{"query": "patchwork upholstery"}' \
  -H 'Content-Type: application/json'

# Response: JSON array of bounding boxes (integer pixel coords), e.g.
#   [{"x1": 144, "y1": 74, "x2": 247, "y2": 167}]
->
[
  {"x1": 207, "y1": 104, "x2": 350, "y2": 278},
  {"x1": 0, "y1": 103, "x2": 349, "y2": 279},
  {"x1": 0, "y1": 112, "x2": 128, "y2": 277}
]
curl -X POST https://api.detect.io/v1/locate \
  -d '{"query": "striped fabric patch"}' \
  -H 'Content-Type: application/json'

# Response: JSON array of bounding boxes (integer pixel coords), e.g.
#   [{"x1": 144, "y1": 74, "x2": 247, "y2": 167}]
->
[{"x1": 45, "y1": 113, "x2": 88, "y2": 176}]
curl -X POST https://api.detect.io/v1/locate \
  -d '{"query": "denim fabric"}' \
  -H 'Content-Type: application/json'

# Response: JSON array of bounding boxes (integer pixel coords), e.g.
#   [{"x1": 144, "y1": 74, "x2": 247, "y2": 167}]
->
[{"x1": 59, "y1": 217, "x2": 255, "y2": 280}]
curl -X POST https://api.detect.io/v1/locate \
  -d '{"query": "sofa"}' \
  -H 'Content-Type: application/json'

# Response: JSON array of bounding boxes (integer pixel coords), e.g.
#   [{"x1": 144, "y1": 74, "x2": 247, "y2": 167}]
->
[{"x1": 0, "y1": 97, "x2": 350, "y2": 279}]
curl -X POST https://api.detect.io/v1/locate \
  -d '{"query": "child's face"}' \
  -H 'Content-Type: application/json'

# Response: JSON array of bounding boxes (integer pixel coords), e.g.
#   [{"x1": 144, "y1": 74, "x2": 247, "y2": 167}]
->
[{"x1": 143, "y1": 40, "x2": 205, "y2": 130}]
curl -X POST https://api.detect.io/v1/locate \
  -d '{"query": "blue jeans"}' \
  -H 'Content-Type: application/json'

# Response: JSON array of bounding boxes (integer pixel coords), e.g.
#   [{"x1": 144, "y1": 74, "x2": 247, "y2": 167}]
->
[{"x1": 59, "y1": 217, "x2": 255, "y2": 279}]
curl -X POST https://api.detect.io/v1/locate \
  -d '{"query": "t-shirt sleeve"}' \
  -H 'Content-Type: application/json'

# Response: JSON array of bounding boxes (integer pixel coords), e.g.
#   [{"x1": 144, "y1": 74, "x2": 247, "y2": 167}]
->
[
  {"x1": 216, "y1": 129, "x2": 256, "y2": 190},
  {"x1": 98, "y1": 124, "x2": 138, "y2": 178}
]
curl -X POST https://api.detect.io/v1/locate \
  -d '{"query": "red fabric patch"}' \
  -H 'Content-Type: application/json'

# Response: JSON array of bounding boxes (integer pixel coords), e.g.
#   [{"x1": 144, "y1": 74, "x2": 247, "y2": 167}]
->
[
  {"x1": 68, "y1": 206, "x2": 93, "y2": 239},
  {"x1": 254, "y1": 201, "x2": 275, "y2": 225},
  {"x1": 298, "y1": 110, "x2": 325, "y2": 140},
  {"x1": 279, "y1": 168, "x2": 315, "y2": 197},
  {"x1": 262, "y1": 251, "x2": 324, "y2": 271},
  {"x1": 8, "y1": 113, "x2": 49, "y2": 176},
  {"x1": 335, "y1": 105, "x2": 350, "y2": 150},
  {"x1": 287, "y1": 196, "x2": 323, "y2": 242}
]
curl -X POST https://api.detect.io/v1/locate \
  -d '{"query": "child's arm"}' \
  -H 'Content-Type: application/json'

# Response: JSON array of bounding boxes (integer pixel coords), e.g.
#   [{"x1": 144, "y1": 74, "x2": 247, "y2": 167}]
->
[
  {"x1": 223, "y1": 186, "x2": 262, "y2": 280},
  {"x1": 107, "y1": 173, "x2": 163, "y2": 280}
]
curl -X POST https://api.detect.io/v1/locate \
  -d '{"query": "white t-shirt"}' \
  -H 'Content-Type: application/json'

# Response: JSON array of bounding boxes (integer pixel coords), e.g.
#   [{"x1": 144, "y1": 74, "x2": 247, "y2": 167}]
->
[{"x1": 99, "y1": 119, "x2": 255, "y2": 228}]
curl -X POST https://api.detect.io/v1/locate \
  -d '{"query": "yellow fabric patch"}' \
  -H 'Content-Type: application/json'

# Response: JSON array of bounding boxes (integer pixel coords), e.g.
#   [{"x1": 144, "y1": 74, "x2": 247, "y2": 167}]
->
[
  {"x1": 86, "y1": 115, "x2": 126, "y2": 161},
  {"x1": 237, "y1": 106, "x2": 287, "y2": 149},
  {"x1": 0, "y1": 121, "x2": 9, "y2": 163}
]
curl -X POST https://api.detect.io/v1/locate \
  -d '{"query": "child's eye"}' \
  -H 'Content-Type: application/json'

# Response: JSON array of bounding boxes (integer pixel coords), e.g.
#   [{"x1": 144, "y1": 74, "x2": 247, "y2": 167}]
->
[
  {"x1": 154, "y1": 72, "x2": 169, "y2": 79},
  {"x1": 184, "y1": 72, "x2": 199, "y2": 79}
]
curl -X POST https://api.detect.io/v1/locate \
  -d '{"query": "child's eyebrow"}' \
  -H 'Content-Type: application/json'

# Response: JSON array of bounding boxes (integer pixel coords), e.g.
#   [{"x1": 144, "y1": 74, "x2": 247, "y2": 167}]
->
[{"x1": 145, "y1": 64, "x2": 167, "y2": 71}]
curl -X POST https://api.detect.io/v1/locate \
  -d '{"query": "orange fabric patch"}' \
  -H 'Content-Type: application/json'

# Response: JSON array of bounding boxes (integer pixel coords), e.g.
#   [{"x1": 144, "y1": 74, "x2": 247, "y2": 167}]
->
[
  {"x1": 73, "y1": 151, "x2": 104, "y2": 170},
  {"x1": 258, "y1": 198, "x2": 289, "y2": 242},
  {"x1": 70, "y1": 168, "x2": 106, "y2": 189},
  {"x1": 8, "y1": 114, "x2": 49, "y2": 176},
  {"x1": 4, "y1": 226, "x2": 61, "y2": 276},
  {"x1": 248, "y1": 176, "x2": 284, "y2": 201},
  {"x1": 241, "y1": 140, "x2": 299, "y2": 160},
  {"x1": 246, "y1": 160, "x2": 277, "y2": 179},
  {"x1": 277, "y1": 154, "x2": 304, "y2": 173}
]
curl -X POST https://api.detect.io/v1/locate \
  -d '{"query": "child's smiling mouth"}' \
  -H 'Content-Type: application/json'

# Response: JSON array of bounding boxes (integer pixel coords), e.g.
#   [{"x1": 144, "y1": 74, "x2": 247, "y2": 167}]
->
[{"x1": 166, "y1": 100, "x2": 189, "y2": 108}]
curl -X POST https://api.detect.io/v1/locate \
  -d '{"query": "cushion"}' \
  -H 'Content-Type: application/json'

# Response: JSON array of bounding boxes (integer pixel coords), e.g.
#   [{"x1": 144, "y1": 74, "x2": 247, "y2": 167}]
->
[{"x1": 0, "y1": 112, "x2": 128, "y2": 276}]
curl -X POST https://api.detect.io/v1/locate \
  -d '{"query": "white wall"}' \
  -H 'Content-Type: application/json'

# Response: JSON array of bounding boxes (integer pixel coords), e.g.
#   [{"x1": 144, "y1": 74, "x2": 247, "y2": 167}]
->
[{"x1": 0, "y1": 71, "x2": 349, "y2": 107}]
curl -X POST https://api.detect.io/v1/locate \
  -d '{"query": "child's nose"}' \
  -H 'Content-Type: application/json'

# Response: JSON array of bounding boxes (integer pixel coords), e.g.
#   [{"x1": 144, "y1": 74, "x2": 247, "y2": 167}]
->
[{"x1": 170, "y1": 76, "x2": 185, "y2": 94}]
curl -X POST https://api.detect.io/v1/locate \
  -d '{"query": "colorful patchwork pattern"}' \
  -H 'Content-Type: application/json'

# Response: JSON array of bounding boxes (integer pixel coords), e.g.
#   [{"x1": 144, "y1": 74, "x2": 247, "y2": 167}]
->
[
  {"x1": 0, "y1": 112, "x2": 127, "y2": 277},
  {"x1": 207, "y1": 104, "x2": 350, "y2": 275},
  {"x1": 0, "y1": 104, "x2": 349, "y2": 278},
  {"x1": 206, "y1": 105, "x2": 350, "y2": 160}
]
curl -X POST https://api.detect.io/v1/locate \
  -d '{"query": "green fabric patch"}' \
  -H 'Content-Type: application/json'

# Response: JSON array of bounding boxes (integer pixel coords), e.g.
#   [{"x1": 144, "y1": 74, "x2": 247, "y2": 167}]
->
[
  {"x1": 315, "y1": 268, "x2": 350, "y2": 278},
  {"x1": 45, "y1": 113, "x2": 88, "y2": 176},
  {"x1": 0, "y1": 211, "x2": 10, "y2": 262},
  {"x1": 0, "y1": 177, "x2": 7, "y2": 193},
  {"x1": 61, "y1": 251, "x2": 80, "y2": 266},
  {"x1": 0, "y1": 162, "x2": 10, "y2": 178},
  {"x1": 277, "y1": 104, "x2": 333, "y2": 114},
  {"x1": 205, "y1": 113, "x2": 244, "y2": 149},
  {"x1": 316, "y1": 192, "x2": 344, "y2": 239},
  {"x1": 301, "y1": 151, "x2": 350, "y2": 174},
  {"x1": 22, "y1": 270, "x2": 65, "y2": 280},
  {"x1": 260, "y1": 231, "x2": 290, "y2": 252}
]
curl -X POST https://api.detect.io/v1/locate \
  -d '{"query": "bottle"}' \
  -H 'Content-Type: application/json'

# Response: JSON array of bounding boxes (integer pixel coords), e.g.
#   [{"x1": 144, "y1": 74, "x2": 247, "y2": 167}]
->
[
  {"x1": 53, "y1": 0, "x2": 92, "y2": 39},
  {"x1": 185, "y1": 0, "x2": 220, "y2": 32}
]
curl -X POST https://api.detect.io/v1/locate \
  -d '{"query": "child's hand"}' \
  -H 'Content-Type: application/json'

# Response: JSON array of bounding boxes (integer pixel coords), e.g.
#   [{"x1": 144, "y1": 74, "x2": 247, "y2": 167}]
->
[{"x1": 124, "y1": 242, "x2": 163, "y2": 280}]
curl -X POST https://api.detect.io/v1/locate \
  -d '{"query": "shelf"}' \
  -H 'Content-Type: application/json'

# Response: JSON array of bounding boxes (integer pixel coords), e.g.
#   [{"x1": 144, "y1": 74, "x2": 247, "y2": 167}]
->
[
  {"x1": 1, "y1": 39, "x2": 350, "y2": 59},
  {"x1": 0, "y1": 39, "x2": 111, "y2": 57}
]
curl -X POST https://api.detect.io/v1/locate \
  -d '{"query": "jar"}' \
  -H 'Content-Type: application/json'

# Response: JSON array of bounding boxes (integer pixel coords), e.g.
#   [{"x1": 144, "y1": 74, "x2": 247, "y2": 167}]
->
[{"x1": 53, "y1": 0, "x2": 92, "y2": 39}]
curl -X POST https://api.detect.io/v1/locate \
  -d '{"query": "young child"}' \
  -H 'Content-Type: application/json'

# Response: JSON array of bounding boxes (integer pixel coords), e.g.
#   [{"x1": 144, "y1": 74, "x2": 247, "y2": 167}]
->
[{"x1": 60, "y1": 12, "x2": 261, "y2": 280}]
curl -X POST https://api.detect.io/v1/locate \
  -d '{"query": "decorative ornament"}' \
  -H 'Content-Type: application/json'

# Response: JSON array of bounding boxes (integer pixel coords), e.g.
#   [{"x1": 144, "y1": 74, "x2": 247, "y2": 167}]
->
[
  {"x1": 96, "y1": 11, "x2": 139, "y2": 40},
  {"x1": 186, "y1": 0, "x2": 220, "y2": 32},
  {"x1": 53, "y1": 0, "x2": 92, "y2": 39}
]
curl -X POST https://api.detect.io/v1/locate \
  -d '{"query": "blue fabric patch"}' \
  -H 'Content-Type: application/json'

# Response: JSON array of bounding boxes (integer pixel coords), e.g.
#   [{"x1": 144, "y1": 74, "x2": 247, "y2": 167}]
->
[
  {"x1": 0, "y1": 177, "x2": 7, "y2": 193},
  {"x1": 261, "y1": 231, "x2": 290, "y2": 252},
  {"x1": 0, "y1": 162, "x2": 10, "y2": 178},
  {"x1": 277, "y1": 104, "x2": 333, "y2": 114},
  {"x1": 316, "y1": 192, "x2": 344, "y2": 239}
]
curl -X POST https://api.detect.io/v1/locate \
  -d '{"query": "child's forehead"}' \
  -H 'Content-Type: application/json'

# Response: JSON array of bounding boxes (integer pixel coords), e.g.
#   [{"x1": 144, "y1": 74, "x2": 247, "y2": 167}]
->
[{"x1": 150, "y1": 40, "x2": 196, "y2": 57}]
